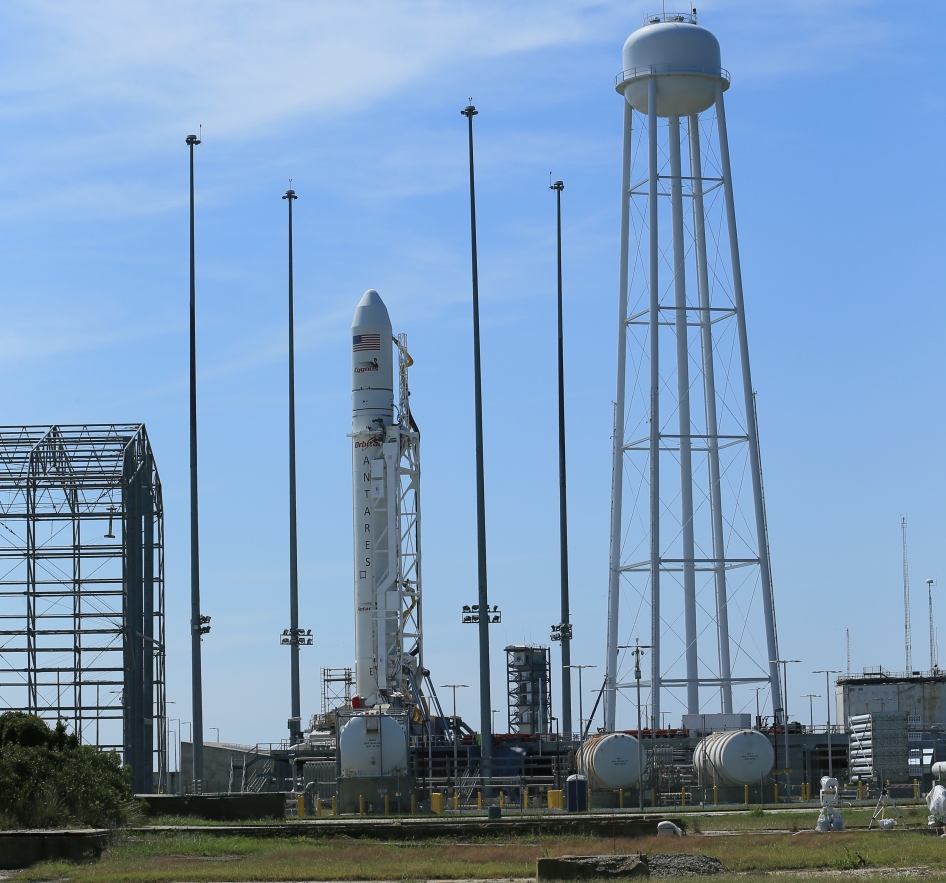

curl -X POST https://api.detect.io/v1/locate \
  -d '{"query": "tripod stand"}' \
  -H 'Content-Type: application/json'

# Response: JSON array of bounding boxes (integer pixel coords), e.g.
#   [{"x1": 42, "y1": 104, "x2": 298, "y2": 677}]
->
[{"x1": 868, "y1": 782, "x2": 906, "y2": 830}]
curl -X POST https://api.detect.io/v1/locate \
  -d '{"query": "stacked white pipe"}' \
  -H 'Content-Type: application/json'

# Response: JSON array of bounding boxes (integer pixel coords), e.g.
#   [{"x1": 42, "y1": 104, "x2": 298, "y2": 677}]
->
[
  {"x1": 692, "y1": 729, "x2": 774, "y2": 787},
  {"x1": 576, "y1": 733, "x2": 643, "y2": 790}
]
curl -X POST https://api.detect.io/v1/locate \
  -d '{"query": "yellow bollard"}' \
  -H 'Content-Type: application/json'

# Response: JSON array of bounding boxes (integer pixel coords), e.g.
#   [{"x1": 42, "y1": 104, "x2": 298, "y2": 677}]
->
[
  {"x1": 744, "y1": 784, "x2": 749, "y2": 806},
  {"x1": 681, "y1": 788, "x2": 686, "y2": 807},
  {"x1": 773, "y1": 783, "x2": 778, "y2": 804},
  {"x1": 651, "y1": 788, "x2": 656, "y2": 807},
  {"x1": 332, "y1": 795, "x2": 337, "y2": 816},
  {"x1": 297, "y1": 794, "x2": 305, "y2": 818},
  {"x1": 477, "y1": 791, "x2": 483, "y2": 810},
  {"x1": 500, "y1": 790, "x2": 504, "y2": 808},
  {"x1": 316, "y1": 797, "x2": 322, "y2": 817},
  {"x1": 858, "y1": 781, "x2": 864, "y2": 800},
  {"x1": 713, "y1": 786, "x2": 718, "y2": 806},
  {"x1": 384, "y1": 794, "x2": 390, "y2": 815},
  {"x1": 523, "y1": 787, "x2": 528, "y2": 810},
  {"x1": 411, "y1": 793, "x2": 416, "y2": 814},
  {"x1": 431, "y1": 792, "x2": 444, "y2": 815},
  {"x1": 915, "y1": 779, "x2": 920, "y2": 799},
  {"x1": 359, "y1": 794, "x2": 365, "y2": 816},
  {"x1": 454, "y1": 791, "x2": 459, "y2": 811},
  {"x1": 619, "y1": 789, "x2": 624, "y2": 809}
]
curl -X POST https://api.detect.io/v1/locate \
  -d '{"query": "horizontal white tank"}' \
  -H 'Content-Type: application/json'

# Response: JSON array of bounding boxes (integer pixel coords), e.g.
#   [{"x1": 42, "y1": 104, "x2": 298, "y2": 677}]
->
[
  {"x1": 338, "y1": 713, "x2": 407, "y2": 778},
  {"x1": 693, "y1": 729, "x2": 774, "y2": 787},
  {"x1": 577, "y1": 733, "x2": 643, "y2": 790},
  {"x1": 932, "y1": 761, "x2": 946, "y2": 779}
]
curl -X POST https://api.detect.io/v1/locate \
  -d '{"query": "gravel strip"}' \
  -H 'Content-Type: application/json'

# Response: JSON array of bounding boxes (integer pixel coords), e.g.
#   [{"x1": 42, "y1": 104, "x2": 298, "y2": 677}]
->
[{"x1": 648, "y1": 853, "x2": 724, "y2": 876}]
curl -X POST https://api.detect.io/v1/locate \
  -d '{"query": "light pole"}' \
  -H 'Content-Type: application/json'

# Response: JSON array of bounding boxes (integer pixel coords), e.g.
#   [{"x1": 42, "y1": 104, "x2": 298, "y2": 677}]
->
[
  {"x1": 283, "y1": 184, "x2": 302, "y2": 744},
  {"x1": 771, "y1": 659, "x2": 799, "y2": 800},
  {"x1": 549, "y1": 176, "x2": 573, "y2": 739},
  {"x1": 441, "y1": 684, "x2": 468, "y2": 787},
  {"x1": 814, "y1": 669, "x2": 840, "y2": 778},
  {"x1": 802, "y1": 695, "x2": 820, "y2": 731},
  {"x1": 461, "y1": 101, "x2": 492, "y2": 781},
  {"x1": 186, "y1": 131, "x2": 206, "y2": 794},
  {"x1": 564, "y1": 664, "x2": 596, "y2": 743},
  {"x1": 210, "y1": 727, "x2": 220, "y2": 743}
]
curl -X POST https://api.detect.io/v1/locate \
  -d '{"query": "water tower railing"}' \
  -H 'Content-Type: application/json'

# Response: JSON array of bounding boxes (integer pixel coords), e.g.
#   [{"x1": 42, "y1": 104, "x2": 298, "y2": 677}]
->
[
  {"x1": 644, "y1": 11, "x2": 699, "y2": 25},
  {"x1": 615, "y1": 63, "x2": 731, "y2": 91}
]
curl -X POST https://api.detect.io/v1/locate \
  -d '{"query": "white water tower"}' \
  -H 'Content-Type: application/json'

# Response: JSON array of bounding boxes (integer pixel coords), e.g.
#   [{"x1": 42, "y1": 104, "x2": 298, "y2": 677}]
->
[{"x1": 604, "y1": 11, "x2": 782, "y2": 730}]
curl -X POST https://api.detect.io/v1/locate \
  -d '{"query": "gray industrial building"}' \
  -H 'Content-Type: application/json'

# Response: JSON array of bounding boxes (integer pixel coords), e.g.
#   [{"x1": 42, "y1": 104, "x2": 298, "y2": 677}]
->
[{"x1": 836, "y1": 668, "x2": 946, "y2": 728}]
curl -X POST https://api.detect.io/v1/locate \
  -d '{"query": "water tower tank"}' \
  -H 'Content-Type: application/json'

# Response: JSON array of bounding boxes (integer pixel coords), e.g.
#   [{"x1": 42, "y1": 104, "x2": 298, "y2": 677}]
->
[{"x1": 615, "y1": 12, "x2": 729, "y2": 117}]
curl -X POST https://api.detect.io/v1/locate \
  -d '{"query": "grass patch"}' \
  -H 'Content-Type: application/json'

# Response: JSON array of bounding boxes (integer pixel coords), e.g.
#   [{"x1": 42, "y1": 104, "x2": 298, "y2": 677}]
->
[
  {"x1": 694, "y1": 804, "x2": 930, "y2": 832},
  {"x1": 12, "y1": 825, "x2": 946, "y2": 883}
]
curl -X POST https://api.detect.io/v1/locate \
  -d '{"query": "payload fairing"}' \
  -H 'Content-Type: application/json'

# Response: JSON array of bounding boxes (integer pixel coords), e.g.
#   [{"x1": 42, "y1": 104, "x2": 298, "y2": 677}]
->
[{"x1": 350, "y1": 289, "x2": 424, "y2": 708}]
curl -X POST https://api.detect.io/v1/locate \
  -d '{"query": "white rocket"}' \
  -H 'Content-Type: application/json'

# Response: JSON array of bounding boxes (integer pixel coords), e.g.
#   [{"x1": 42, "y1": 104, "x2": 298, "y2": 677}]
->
[{"x1": 351, "y1": 289, "x2": 401, "y2": 706}]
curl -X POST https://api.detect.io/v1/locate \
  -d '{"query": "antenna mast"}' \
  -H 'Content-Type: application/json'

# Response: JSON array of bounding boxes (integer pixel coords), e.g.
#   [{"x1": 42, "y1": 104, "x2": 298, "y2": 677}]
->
[
  {"x1": 903, "y1": 516, "x2": 912, "y2": 672},
  {"x1": 846, "y1": 628, "x2": 850, "y2": 674},
  {"x1": 928, "y1": 578, "x2": 936, "y2": 672}
]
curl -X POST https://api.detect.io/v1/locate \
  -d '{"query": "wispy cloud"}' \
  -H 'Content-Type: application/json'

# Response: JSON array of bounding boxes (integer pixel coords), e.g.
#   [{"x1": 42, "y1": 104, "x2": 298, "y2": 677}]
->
[{"x1": 0, "y1": 0, "x2": 895, "y2": 218}]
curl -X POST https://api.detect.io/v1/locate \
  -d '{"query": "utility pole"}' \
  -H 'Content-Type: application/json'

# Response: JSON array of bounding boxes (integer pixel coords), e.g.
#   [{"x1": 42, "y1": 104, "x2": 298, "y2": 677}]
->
[
  {"x1": 928, "y1": 578, "x2": 937, "y2": 672},
  {"x1": 441, "y1": 684, "x2": 468, "y2": 787},
  {"x1": 549, "y1": 177, "x2": 572, "y2": 739},
  {"x1": 461, "y1": 102, "x2": 492, "y2": 781},
  {"x1": 814, "y1": 669, "x2": 840, "y2": 778},
  {"x1": 564, "y1": 664, "x2": 596, "y2": 744},
  {"x1": 627, "y1": 640, "x2": 651, "y2": 810},
  {"x1": 283, "y1": 184, "x2": 301, "y2": 744},
  {"x1": 186, "y1": 131, "x2": 206, "y2": 794},
  {"x1": 802, "y1": 694, "x2": 820, "y2": 731},
  {"x1": 770, "y1": 658, "x2": 799, "y2": 801}
]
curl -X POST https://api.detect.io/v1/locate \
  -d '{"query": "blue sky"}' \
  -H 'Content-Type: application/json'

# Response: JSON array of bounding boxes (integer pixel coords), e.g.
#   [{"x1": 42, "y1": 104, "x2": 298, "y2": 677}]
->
[{"x1": 0, "y1": 0, "x2": 943, "y2": 750}]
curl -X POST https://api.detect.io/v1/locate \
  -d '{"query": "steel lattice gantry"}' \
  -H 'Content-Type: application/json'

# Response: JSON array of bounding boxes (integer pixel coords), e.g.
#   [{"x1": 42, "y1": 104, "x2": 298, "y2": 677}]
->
[{"x1": 0, "y1": 425, "x2": 166, "y2": 793}]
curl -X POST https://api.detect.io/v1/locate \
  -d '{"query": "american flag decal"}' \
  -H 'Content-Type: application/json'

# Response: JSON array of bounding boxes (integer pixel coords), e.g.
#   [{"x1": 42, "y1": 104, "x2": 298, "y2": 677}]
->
[{"x1": 353, "y1": 333, "x2": 381, "y2": 352}]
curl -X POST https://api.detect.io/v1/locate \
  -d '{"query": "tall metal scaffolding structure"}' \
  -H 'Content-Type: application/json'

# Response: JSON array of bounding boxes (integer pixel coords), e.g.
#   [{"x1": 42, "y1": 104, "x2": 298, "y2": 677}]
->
[
  {"x1": 505, "y1": 645, "x2": 551, "y2": 735},
  {"x1": 0, "y1": 425, "x2": 166, "y2": 793},
  {"x1": 394, "y1": 333, "x2": 425, "y2": 698}
]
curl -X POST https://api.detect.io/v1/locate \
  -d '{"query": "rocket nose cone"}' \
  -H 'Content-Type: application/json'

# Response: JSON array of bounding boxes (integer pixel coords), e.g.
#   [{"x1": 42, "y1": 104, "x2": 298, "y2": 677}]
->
[{"x1": 352, "y1": 288, "x2": 392, "y2": 330}]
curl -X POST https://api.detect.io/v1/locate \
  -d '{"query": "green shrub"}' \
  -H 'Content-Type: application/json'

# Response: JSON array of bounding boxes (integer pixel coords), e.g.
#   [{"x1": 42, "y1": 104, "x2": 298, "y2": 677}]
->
[{"x1": 0, "y1": 712, "x2": 133, "y2": 829}]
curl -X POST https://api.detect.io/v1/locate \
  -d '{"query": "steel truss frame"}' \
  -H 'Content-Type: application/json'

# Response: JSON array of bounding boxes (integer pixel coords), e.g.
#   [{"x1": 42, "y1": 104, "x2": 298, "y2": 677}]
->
[
  {"x1": 0, "y1": 424, "x2": 165, "y2": 793},
  {"x1": 392, "y1": 334, "x2": 424, "y2": 697},
  {"x1": 604, "y1": 81, "x2": 781, "y2": 733}
]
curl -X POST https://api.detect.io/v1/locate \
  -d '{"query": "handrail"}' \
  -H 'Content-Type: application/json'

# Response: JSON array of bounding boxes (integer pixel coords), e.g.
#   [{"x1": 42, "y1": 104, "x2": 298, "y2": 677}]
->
[
  {"x1": 615, "y1": 64, "x2": 730, "y2": 89},
  {"x1": 644, "y1": 11, "x2": 699, "y2": 25}
]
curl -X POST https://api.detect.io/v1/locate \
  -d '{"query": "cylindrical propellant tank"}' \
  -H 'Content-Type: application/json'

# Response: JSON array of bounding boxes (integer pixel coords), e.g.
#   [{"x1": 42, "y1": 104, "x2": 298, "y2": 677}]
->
[
  {"x1": 693, "y1": 729, "x2": 774, "y2": 787},
  {"x1": 338, "y1": 713, "x2": 407, "y2": 778},
  {"x1": 576, "y1": 733, "x2": 643, "y2": 790}
]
